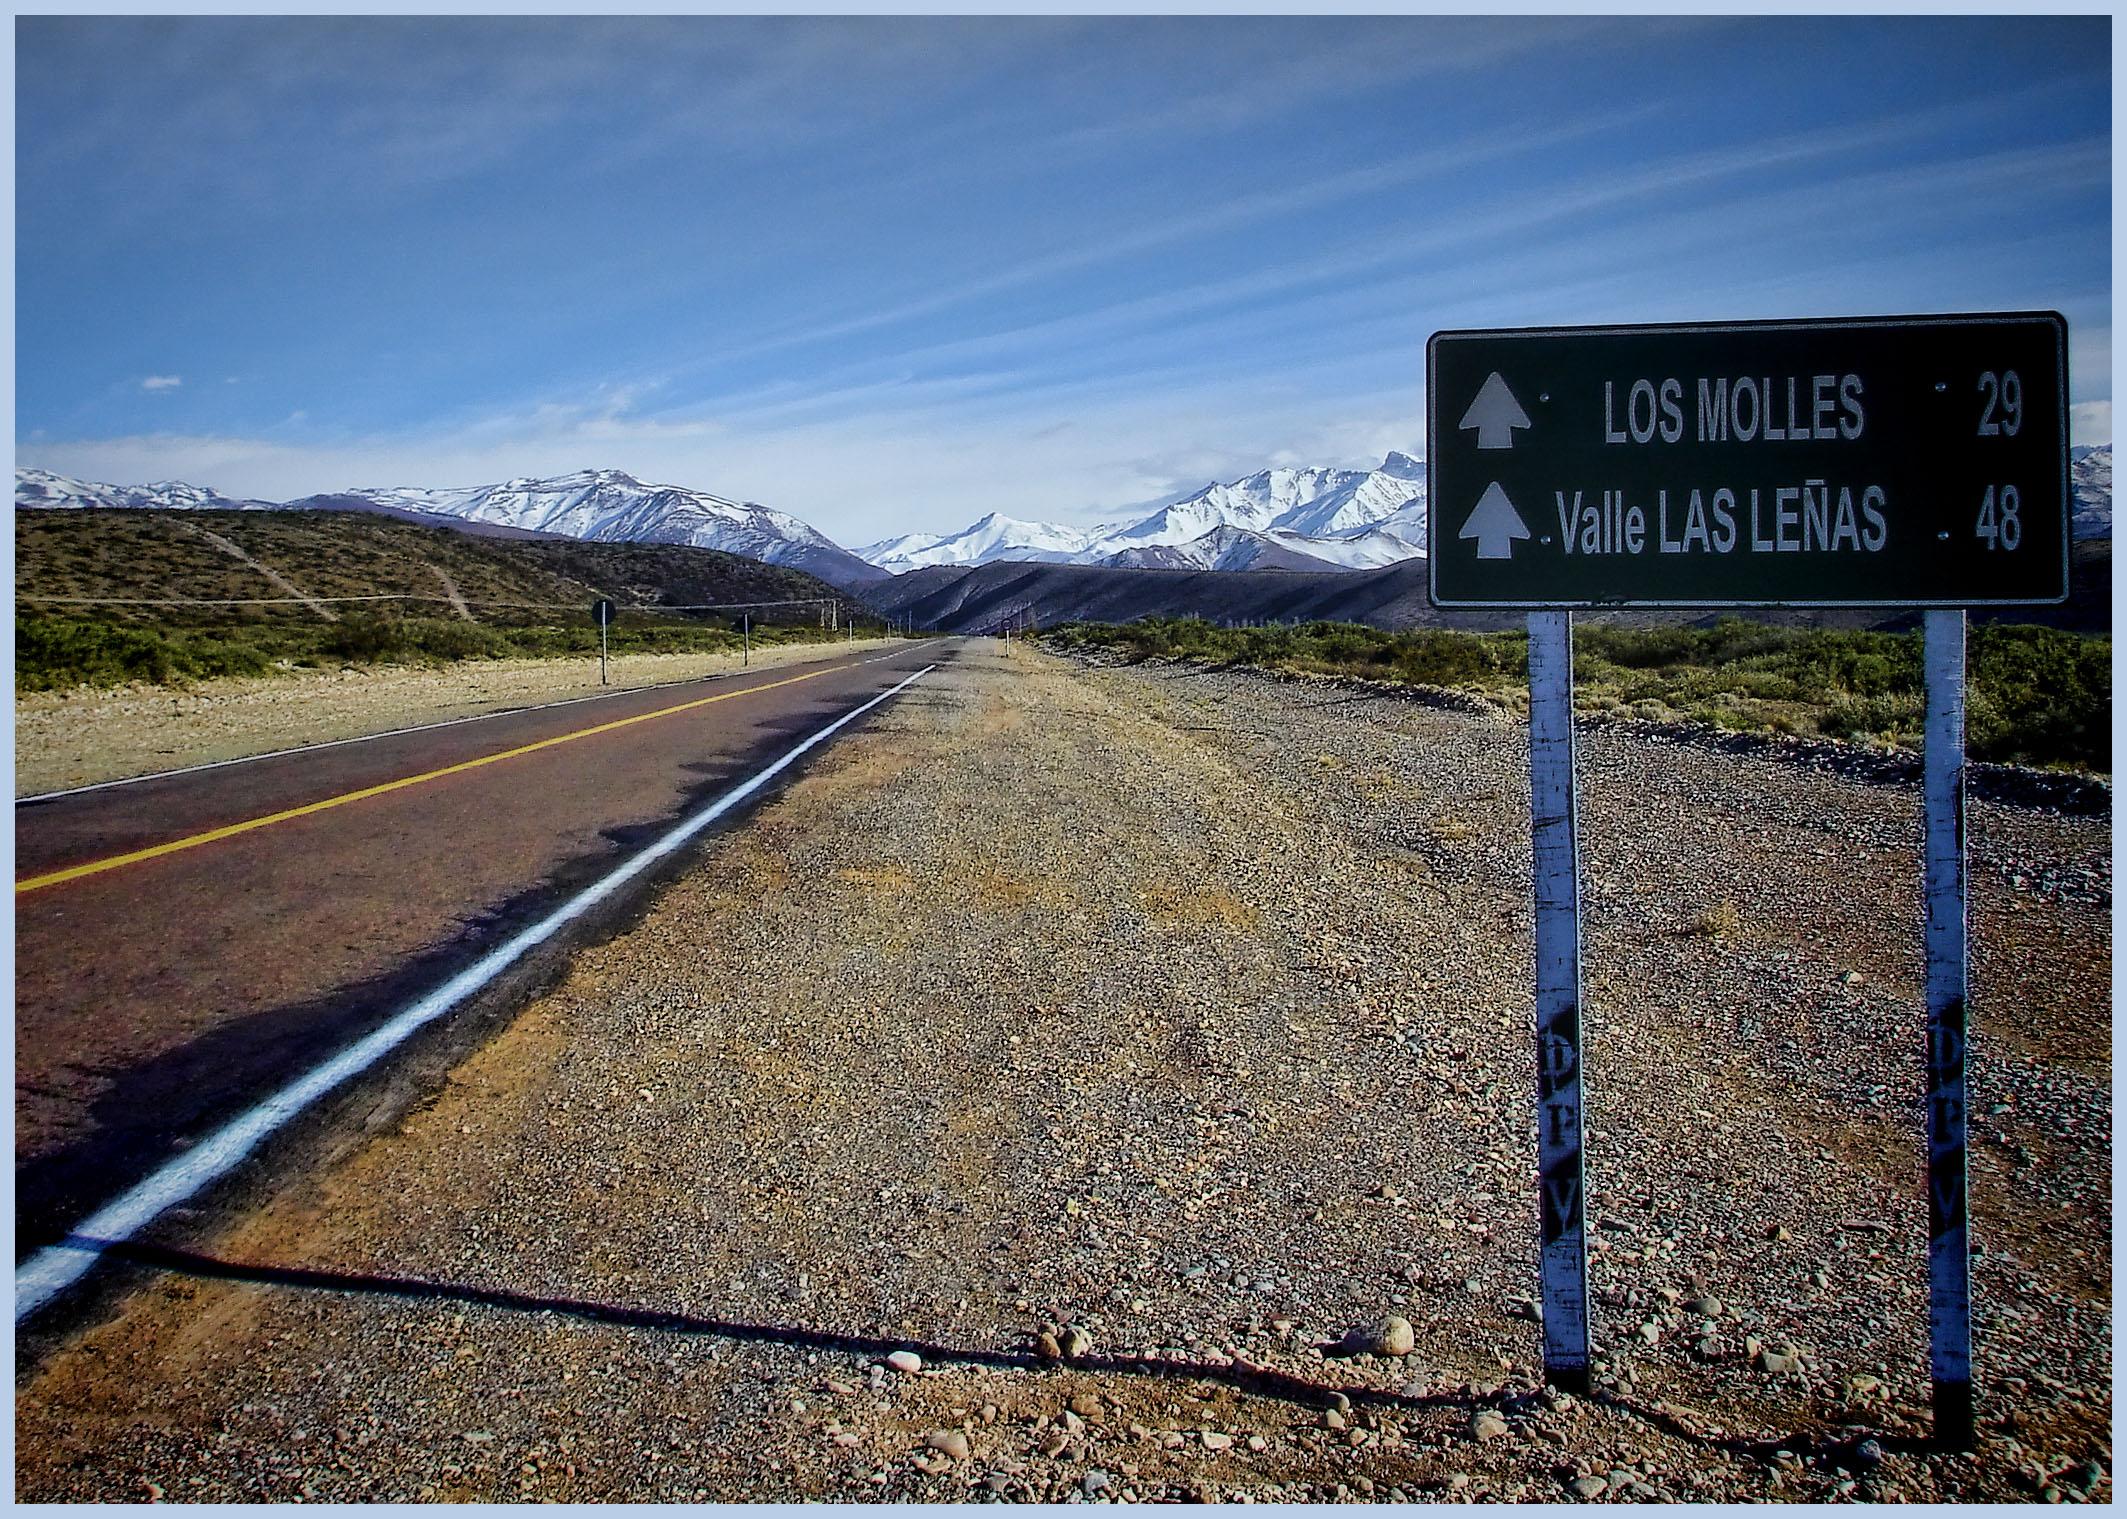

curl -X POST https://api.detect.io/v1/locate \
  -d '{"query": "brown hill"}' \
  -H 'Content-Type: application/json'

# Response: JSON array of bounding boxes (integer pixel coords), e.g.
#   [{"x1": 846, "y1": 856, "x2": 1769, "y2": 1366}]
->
[{"x1": 15, "y1": 508, "x2": 854, "y2": 629}]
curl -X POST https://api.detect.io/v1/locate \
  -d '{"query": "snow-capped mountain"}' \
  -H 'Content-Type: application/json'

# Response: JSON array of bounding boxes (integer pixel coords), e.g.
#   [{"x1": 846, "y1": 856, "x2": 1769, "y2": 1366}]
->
[
  {"x1": 297, "y1": 469, "x2": 884, "y2": 584},
  {"x1": 1102, "y1": 525, "x2": 1342, "y2": 573},
  {"x1": 860, "y1": 452, "x2": 1432, "y2": 574},
  {"x1": 1096, "y1": 521, "x2": 1427, "y2": 573},
  {"x1": 858, "y1": 529, "x2": 945, "y2": 566},
  {"x1": 1107, "y1": 456, "x2": 1428, "y2": 565},
  {"x1": 861, "y1": 512, "x2": 1112, "y2": 572},
  {"x1": 17, "y1": 466, "x2": 887, "y2": 587},
  {"x1": 1276, "y1": 453, "x2": 1428, "y2": 538},
  {"x1": 2072, "y1": 444, "x2": 2111, "y2": 538},
  {"x1": 1277, "y1": 520, "x2": 1428, "y2": 569},
  {"x1": 14, "y1": 468, "x2": 274, "y2": 513},
  {"x1": 1096, "y1": 466, "x2": 1349, "y2": 552}
]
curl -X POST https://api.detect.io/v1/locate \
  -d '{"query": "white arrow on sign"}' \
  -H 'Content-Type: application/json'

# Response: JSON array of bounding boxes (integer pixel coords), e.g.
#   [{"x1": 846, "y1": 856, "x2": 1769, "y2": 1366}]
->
[
  {"x1": 1460, "y1": 481, "x2": 1530, "y2": 560},
  {"x1": 1458, "y1": 372, "x2": 1532, "y2": 449}
]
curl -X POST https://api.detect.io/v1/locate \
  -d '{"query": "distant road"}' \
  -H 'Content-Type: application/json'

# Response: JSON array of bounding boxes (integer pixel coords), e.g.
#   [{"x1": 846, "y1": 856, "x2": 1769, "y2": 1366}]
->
[{"x1": 15, "y1": 640, "x2": 959, "y2": 1262}]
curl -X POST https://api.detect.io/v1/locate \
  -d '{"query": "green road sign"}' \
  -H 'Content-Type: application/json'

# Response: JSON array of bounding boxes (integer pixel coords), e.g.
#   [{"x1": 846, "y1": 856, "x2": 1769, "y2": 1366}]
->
[{"x1": 1426, "y1": 313, "x2": 2069, "y2": 608}]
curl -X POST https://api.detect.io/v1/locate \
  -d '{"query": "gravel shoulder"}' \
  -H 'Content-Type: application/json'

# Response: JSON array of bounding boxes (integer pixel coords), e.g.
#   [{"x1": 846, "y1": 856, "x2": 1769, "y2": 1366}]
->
[
  {"x1": 15, "y1": 641, "x2": 2110, "y2": 1503},
  {"x1": 14, "y1": 638, "x2": 902, "y2": 796}
]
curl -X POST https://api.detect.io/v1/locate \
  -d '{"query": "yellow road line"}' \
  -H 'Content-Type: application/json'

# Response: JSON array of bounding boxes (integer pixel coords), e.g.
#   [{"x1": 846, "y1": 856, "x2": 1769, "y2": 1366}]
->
[{"x1": 17, "y1": 664, "x2": 849, "y2": 896}]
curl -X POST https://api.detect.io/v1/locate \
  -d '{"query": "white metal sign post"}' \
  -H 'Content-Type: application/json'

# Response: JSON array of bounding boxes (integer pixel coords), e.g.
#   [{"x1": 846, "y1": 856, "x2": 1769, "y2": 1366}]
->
[
  {"x1": 1923, "y1": 609, "x2": 1972, "y2": 1448},
  {"x1": 1528, "y1": 609, "x2": 1590, "y2": 1393},
  {"x1": 1425, "y1": 312, "x2": 2066, "y2": 1447}
]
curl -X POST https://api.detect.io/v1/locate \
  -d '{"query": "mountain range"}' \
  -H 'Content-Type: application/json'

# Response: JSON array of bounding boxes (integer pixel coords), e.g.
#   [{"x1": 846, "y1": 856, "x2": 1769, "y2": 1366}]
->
[
  {"x1": 15, "y1": 466, "x2": 886, "y2": 588},
  {"x1": 858, "y1": 452, "x2": 1430, "y2": 573},
  {"x1": 15, "y1": 443, "x2": 2113, "y2": 591}
]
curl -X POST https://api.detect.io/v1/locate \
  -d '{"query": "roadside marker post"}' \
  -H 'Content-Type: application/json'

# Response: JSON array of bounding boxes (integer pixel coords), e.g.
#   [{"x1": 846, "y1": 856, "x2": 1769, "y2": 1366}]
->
[
  {"x1": 591, "y1": 598, "x2": 615, "y2": 686},
  {"x1": 743, "y1": 612, "x2": 751, "y2": 667},
  {"x1": 1426, "y1": 312, "x2": 2067, "y2": 1441}
]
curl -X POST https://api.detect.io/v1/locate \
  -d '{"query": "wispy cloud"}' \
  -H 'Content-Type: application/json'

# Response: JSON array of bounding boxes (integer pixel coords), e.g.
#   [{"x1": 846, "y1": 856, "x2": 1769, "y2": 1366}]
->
[
  {"x1": 659, "y1": 107, "x2": 1663, "y2": 382},
  {"x1": 604, "y1": 114, "x2": 2105, "y2": 439},
  {"x1": 18, "y1": 19, "x2": 1092, "y2": 230},
  {"x1": 16, "y1": 17, "x2": 2109, "y2": 541}
]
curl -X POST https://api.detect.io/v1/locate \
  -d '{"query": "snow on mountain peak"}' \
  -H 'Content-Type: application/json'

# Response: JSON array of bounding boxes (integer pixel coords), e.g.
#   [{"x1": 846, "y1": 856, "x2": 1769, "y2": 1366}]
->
[
  {"x1": 852, "y1": 452, "x2": 1433, "y2": 574},
  {"x1": 13, "y1": 469, "x2": 267, "y2": 513},
  {"x1": 862, "y1": 510, "x2": 1102, "y2": 571},
  {"x1": 16, "y1": 466, "x2": 887, "y2": 586},
  {"x1": 322, "y1": 469, "x2": 879, "y2": 574}
]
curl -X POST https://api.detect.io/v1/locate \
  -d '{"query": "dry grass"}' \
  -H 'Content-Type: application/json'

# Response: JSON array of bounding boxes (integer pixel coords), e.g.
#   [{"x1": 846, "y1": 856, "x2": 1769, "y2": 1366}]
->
[
  {"x1": 1137, "y1": 882, "x2": 1261, "y2": 930},
  {"x1": 1689, "y1": 897, "x2": 1744, "y2": 939}
]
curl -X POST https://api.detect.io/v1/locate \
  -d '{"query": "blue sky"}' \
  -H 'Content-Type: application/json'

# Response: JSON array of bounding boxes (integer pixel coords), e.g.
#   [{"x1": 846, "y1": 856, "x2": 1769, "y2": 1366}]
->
[{"x1": 14, "y1": 15, "x2": 2113, "y2": 543}]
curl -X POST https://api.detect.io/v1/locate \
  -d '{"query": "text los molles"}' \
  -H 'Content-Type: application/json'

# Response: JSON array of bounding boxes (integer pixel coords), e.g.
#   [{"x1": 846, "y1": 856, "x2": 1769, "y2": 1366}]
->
[{"x1": 1566, "y1": 373, "x2": 1887, "y2": 556}]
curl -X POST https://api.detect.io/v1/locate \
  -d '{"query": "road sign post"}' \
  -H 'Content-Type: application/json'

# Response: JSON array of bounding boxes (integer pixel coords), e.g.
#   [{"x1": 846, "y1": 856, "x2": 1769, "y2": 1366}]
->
[
  {"x1": 1427, "y1": 313, "x2": 2066, "y2": 1435},
  {"x1": 591, "y1": 598, "x2": 614, "y2": 686},
  {"x1": 1923, "y1": 609, "x2": 1972, "y2": 1449},
  {"x1": 1529, "y1": 609, "x2": 1591, "y2": 1392}
]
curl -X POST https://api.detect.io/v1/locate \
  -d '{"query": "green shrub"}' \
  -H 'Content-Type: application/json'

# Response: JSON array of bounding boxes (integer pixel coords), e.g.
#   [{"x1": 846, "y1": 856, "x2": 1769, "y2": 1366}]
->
[
  {"x1": 322, "y1": 612, "x2": 406, "y2": 663},
  {"x1": 16, "y1": 616, "x2": 277, "y2": 691},
  {"x1": 404, "y1": 617, "x2": 513, "y2": 662},
  {"x1": 16, "y1": 609, "x2": 853, "y2": 694},
  {"x1": 1035, "y1": 617, "x2": 2108, "y2": 773},
  {"x1": 1968, "y1": 625, "x2": 2111, "y2": 769}
]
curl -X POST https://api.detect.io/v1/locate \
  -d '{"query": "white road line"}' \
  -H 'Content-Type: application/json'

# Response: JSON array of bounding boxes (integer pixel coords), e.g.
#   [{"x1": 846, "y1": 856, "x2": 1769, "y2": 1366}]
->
[
  {"x1": 14, "y1": 663, "x2": 937, "y2": 1324},
  {"x1": 16, "y1": 646, "x2": 917, "y2": 805}
]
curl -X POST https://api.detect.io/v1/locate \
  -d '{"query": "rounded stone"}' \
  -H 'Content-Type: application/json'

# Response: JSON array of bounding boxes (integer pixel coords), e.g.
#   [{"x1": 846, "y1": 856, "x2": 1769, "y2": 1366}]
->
[
  {"x1": 1348, "y1": 1315, "x2": 1416, "y2": 1357},
  {"x1": 925, "y1": 1429, "x2": 971, "y2": 1461}
]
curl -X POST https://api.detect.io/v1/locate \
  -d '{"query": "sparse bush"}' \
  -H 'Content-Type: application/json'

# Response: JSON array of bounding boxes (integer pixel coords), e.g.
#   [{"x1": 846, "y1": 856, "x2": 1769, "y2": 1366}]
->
[
  {"x1": 1820, "y1": 692, "x2": 1926, "y2": 746},
  {"x1": 403, "y1": 617, "x2": 513, "y2": 662},
  {"x1": 1690, "y1": 897, "x2": 1743, "y2": 939},
  {"x1": 321, "y1": 612, "x2": 407, "y2": 663}
]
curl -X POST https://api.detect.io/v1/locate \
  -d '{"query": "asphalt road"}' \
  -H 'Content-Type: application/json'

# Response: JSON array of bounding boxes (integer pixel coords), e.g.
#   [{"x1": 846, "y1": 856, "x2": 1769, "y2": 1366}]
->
[{"x1": 15, "y1": 639, "x2": 958, "y2": 1264}]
